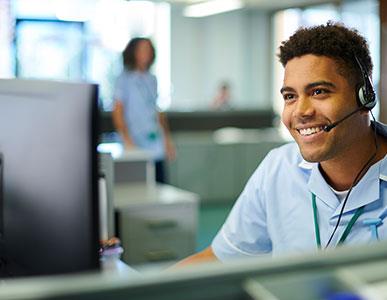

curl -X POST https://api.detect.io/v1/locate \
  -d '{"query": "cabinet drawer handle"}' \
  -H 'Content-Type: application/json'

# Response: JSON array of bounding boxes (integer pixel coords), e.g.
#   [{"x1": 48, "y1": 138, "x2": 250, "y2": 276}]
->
[{"x1": 146, "y1": 220, "x2": 178, "y2": 229}]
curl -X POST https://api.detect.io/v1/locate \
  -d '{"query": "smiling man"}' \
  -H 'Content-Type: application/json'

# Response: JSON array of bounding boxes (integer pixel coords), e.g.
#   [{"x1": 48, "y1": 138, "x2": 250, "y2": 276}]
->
[{"x1": 178, "y1": 22, "x2": 387, "y2": 265}]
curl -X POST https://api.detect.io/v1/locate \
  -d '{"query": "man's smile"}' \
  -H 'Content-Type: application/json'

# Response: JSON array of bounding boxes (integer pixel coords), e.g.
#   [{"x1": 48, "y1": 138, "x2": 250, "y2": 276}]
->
[{"x1": 296, "y1": 125, "x2": 325, "y2": 136}]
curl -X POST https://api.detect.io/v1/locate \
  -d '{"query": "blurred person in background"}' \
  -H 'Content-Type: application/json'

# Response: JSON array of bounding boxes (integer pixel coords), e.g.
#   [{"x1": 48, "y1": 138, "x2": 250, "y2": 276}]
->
[
  {"x1": 211, "y1": 81, "x2": 232, "y2": 110},
  {"x1": 112, "y1": 37, "x2": 175, "y2": 183}
]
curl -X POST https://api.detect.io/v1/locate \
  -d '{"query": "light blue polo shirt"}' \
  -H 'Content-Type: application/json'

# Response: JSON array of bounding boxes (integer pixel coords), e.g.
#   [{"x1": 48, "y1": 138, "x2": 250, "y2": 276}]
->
[
  {"x1": 212, "y1": 122, "x2": 387, "y2": 261},
  {"x1": 114, "y1": 70, "x2": 165, "y2": 161}
]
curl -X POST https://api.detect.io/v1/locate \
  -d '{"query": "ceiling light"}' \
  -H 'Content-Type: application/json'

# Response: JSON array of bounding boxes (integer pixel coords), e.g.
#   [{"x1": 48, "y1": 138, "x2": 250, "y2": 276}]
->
[{"x1": 183, "y1": 0, "x2": 244, "y2": 18}]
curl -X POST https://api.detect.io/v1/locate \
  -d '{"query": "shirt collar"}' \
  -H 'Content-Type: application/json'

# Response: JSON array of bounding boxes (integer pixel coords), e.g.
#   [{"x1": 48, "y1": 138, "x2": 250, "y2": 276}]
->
[
  {"x1": 372, "y1": 121, "x2": 387, "y2": 182},
  {"x1": 298, "y1": 159, "x2": 314, "y2": 170},
  {"x1": 307, "y1": 164, "x2": 339, "y2": 210},
  {"x1": 339, "y1": 158, "x2": 383, "y2": 215},
  {"x1": 299, "y1": 121, "x2": 387, "y2": 213},
  {"x1": 373, "y1": 121, "x2": 387, "y2": 137},
  {"x1": 307, "y1": 155, "x2": 387, "y2": 217},
  {"x1": 380, "y1": 154, "x2": 387, "y2": 182}
]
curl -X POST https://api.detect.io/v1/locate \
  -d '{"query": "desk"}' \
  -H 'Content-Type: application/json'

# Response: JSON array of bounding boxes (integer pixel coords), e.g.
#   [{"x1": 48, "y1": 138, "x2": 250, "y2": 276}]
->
[
  {"x1": 114, "y1": 183, "x2": 199, "y2": 265},
  {"x1": 113, "y1": 149, "x2": 154, "y2": 185}
]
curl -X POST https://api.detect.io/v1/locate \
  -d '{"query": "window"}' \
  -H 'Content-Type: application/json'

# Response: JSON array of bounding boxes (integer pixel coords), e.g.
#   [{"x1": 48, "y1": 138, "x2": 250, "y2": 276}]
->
[
  {"x1": 0, "y1": 0, "x2": 12, "y2": 77},
  {"x1": 12, "y1": 0, "x2": 171, "y2": 111}
]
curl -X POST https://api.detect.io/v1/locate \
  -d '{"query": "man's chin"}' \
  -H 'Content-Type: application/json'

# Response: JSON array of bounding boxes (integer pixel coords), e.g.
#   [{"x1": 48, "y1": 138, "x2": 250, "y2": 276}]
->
[
  {"x1": 299, "y1": 150, "x2": 324, "y2": 163},
  {"x1": 302, "y1": 157, "x2": 320, "y2": 163}
]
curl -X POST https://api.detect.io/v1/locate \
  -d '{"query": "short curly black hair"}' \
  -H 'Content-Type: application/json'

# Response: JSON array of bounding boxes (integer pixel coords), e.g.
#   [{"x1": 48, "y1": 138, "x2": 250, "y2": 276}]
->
[
  {"x1": 278, "y1": 21, "x2": 372, "y2": 87},
  {"x1": 123, "y1": 37, "x2": 156, "y2": 70}
]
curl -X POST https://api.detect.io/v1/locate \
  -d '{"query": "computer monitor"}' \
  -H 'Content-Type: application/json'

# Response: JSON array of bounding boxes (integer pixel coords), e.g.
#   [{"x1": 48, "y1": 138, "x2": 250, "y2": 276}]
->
[{"x1": 0, "y1": 78, "x2": 100, "y2": 277}]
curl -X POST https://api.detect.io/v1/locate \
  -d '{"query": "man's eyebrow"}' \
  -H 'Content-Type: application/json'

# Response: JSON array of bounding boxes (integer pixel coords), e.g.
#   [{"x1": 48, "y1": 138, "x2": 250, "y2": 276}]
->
[
  {"x1": 305, "y1": 81, "x2": 336, "y2": 90},
  {"x1": 280, "y1": 86, "x2": 294, "y2": 94},
  {"x1": 280, "y1": 81, "x2": 336, "y2": 95}
]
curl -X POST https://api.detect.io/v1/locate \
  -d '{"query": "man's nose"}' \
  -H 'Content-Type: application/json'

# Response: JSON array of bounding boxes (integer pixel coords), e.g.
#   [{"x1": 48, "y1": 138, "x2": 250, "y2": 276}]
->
[{"x1": 294, "y1": 96, "x2": 315, "y2": 119}]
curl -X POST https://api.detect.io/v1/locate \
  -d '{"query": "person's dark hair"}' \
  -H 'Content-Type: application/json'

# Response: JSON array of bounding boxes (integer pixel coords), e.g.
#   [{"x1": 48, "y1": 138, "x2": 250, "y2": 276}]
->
[
  {"x1": 278, "y1": 21, "x2": 372, "y2": 87},
  {"x1": 122, "y1": 37, "x2": 156, "y2": 70}
]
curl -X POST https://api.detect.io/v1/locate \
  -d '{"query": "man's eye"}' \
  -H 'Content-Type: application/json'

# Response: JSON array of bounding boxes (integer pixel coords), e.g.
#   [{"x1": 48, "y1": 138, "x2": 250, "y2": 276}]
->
[
  {"x1": 283, "y1": 94, "x2": 295, "y2": 101},
  {"x1": 312, "y1": 89, "x2": 329, "y2": 96}
]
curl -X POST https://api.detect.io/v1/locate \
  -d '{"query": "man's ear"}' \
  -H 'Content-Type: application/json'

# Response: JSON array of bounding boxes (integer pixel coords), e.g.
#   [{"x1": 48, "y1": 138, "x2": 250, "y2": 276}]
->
[{"x1": 359, "y1": 109, "x2": 370, "y2": 115}]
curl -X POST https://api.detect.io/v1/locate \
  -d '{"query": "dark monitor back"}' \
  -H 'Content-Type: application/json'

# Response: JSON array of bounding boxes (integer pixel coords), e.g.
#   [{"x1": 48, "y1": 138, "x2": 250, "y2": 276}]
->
[{"x1": 0, "y1": 79, "x2": 100, "y2": 277}]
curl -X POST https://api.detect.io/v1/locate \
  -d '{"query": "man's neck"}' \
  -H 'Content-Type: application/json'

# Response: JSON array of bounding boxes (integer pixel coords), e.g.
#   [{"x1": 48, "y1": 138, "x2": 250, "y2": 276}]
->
[{"x1": 320, "y1": 131, "x2": 387, "y2": 191}]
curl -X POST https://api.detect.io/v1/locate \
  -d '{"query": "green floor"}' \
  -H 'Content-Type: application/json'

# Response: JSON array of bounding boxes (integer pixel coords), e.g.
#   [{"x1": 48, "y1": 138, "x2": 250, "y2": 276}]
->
[{"x1": 196, "y1": 202, "x2": 234, "y2": 251}]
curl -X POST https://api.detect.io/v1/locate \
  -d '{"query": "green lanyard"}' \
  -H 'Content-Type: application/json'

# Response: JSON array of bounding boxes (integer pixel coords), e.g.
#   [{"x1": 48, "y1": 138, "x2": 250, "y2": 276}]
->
[{"x1": 311, "y1": 193, "x2": 365, "y2": 249}]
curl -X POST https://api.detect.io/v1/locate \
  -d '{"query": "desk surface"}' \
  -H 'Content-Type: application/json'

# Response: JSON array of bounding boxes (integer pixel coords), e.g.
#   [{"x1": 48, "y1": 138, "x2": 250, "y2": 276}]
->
[
  {"x1": 3, "y1": 242, "x2": 387, "y2": 300},
  {"x1": 114, "y1": 183, "x2": 199, "y2": 208},
  {"x1": 114, "y1": 149, "x2": 152, "y2": 162}
]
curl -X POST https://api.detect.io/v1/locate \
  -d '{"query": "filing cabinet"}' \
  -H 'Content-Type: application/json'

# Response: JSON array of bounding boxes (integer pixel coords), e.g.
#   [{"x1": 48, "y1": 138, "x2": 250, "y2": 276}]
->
[
  {"x1": 168, "y1": 129, "x2": 287, "y2": 202},
  {"x1": 114, "y1": 183, "x2": 199, "y2": 265}
]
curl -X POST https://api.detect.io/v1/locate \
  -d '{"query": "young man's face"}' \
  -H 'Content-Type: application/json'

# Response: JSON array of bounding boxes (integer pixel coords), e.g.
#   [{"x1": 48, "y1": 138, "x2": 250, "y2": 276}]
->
[{"x1": 281, "y1": 54, "x2": 362, "y2": 163}]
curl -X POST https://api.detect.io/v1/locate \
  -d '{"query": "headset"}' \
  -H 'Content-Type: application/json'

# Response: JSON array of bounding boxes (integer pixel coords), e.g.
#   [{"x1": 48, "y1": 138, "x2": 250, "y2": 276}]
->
[
  {"x1": 323, "y1": 54, "x2": 377, "y2": 132},
  {"x1": 354, "y1": 54, "x2": 376, "y2": 109}
]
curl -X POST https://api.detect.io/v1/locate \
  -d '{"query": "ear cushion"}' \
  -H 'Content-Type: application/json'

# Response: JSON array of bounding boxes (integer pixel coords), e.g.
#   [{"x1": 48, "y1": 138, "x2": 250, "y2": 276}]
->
[
  {"x1": 353, "y1": 55, "x2": 377, "y2": 110},
  {"x1": 357, "y1": 84, "x2": 376, "y2": 109}
]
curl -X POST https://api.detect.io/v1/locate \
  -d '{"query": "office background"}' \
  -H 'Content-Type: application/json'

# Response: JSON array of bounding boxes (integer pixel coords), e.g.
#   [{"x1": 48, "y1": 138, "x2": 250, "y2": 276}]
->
[
  {"x1": 0, "y1": 0, "x2": 386, "y2": 257},
  {"x1": 0, "y1": 0, "x2": 384, "y2": 114}
]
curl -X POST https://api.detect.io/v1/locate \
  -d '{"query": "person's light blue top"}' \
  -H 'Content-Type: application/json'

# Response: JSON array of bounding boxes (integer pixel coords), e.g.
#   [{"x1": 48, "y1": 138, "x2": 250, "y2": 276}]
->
[
  {"x1": 114, "y1": 70, "x2": 165, "y2": 161},
  {"x1": 212, "y1": 122, "x2": 387, "y2": 261}
]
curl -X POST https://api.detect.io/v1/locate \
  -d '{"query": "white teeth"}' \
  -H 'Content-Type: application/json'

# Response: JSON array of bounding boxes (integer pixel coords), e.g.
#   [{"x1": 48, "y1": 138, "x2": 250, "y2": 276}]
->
[{"x1": 299, "y1": 126, "x2": 323, "y2": 136}]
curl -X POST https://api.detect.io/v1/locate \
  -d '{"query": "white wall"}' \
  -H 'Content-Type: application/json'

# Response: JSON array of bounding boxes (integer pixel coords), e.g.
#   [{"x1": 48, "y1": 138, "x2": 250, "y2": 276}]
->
[{"x1": 170, "y1": 7, "x2": 272, "y2": 111}]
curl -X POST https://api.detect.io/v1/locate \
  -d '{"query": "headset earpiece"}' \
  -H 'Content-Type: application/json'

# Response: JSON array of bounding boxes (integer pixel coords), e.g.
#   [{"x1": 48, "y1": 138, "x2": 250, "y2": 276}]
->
[
  {"x1": 354, "y1": 55, "x2": 376, "y2": 110},
  {"x1": 357, "y1": 84, "x2": 376, "y2": 109}
]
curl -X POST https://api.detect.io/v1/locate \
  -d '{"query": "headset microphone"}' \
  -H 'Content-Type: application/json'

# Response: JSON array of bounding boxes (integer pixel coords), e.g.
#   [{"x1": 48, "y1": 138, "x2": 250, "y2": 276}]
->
[{"x1": 323, "y1": 106, "x2": 364, "y2": 132}]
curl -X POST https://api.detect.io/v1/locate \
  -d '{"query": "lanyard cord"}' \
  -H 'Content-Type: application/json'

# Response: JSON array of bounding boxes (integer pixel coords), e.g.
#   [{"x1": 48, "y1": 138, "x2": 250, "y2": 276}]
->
[
  {"x1": 338, "y1": 206, "x2": 365, "y2": 244},
  {"x1": 312, "y1": 193, "x2": 365, "y2": 248},
  {"x1": 311, "y1": 193, "x2": 321, "y2": 248}
]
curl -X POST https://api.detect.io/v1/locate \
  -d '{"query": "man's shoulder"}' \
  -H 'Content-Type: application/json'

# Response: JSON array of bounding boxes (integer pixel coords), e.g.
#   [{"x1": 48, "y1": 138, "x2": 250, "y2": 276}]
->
[
  {"x1": 266, "y1": 142, "x2": 303, "y2": 165},
  {"x1": 253, "y1": 142, "x2": 308, "y2": 178}
]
